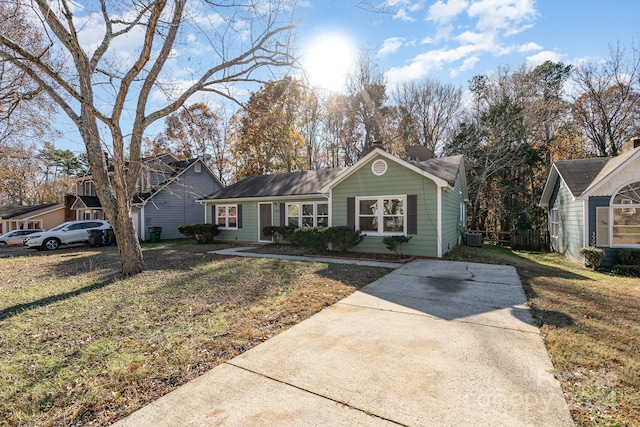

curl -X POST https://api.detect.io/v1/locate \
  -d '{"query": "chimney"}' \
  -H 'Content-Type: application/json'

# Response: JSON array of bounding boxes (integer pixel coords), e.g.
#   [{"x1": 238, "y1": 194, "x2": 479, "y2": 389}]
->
[{"x1": 623, "y1": 136, "x2": 640, "y2": 152}]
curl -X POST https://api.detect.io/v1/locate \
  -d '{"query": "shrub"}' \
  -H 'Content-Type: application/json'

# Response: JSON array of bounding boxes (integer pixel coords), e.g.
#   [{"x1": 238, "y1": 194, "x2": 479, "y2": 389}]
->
[
  {"x1": 178, "y1": 224, "x2": 220, "y2": 244},
  {"x1": 611, "y1": 264, "x2": 640, "y2": 277},
  {"x1": 616, "y1": 249, "x2": 640, "y2": 266},
  {"x1": 579, "y1": 246, "x2": 605, "y2": 270},
  {"x1": 326, "y1": 226, "x2": 364, "y2": 252},
  {"x1": 382, "y1": 235, "x2": 413, "y2": 256},
  {"x1": 262, "y1": 226, "x2": 296, "y2": 243},
  {"x1": 291, "y1": 226, "x2": 328, "y2": 253}
]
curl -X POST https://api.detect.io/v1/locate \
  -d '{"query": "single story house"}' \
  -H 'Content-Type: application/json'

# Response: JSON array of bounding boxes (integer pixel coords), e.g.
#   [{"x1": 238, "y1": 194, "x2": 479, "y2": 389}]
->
[
  {"x1": 539, "y1": 138, "x2": 640, "y2": 265},
  {"x1": 0, "y1": 203, "x2": 65, "y2": 234},
  {"x1": 68, "y1": 154, "x2": 223, "y2": 241},
  {"x1": 200, "y1": 148, "x2": 468, "y2": 258}
]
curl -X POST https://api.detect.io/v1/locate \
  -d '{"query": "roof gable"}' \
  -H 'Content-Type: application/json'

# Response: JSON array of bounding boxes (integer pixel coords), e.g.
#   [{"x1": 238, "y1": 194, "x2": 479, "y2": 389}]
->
[
  {"x1": 540, "y1": 146, "x2": 640, "y2": 207},
  {"x1": 320, "y1": 148, "x2": 460, "y2": 193}
]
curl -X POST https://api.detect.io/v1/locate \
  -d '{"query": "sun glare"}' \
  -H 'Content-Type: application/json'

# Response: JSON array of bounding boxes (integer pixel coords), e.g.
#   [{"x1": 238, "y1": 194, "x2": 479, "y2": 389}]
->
[{"x1": 303, "y1": 33, "x2": 356, "y2": 93}]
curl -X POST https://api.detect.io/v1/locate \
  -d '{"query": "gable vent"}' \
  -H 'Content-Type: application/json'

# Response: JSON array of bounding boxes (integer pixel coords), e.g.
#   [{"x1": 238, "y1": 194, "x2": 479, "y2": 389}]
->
[{"x1": 371, "y1": 159, "x2": 387, "y2": 176}]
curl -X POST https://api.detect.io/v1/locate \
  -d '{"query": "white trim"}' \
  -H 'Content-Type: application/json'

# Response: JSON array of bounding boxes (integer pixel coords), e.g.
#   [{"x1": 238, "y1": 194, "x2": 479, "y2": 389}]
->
[
  {"x1": 285, "y1": 201, "x2": 329, "y2": 228},
  {"x1": 355, "y1": 195, "x2": 407, "y2": 236},
  {"x1": 609, "y1": 180, "x2": 640, "y2": 247},
  {"x1": 320, "y1": 148, "x2": 450, "y2": 193},
  {"x1": 201, "y1": 194, "x2": 329, "y2": 205},
  {"x1": 437, "y1": 187, "x2": 443, "y2": 257},
  {"x1": 215, "y1": 204, "x2": 239, "y2": 230},
  {"x1": 140, "y1": 206, "x2": 145, "y2": 240},
  {"x1": 371, "y1": 159, "x2": 387, "y2": 176},
  {"x1": 582, "y1": 147, "x2": 640, "y2": 197}
]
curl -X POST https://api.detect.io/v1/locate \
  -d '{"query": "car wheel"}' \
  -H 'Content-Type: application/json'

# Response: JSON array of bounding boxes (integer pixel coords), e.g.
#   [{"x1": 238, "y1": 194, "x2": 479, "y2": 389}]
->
[{"x1": 43, "y1": 238, "x2": 61, "y2": 251}]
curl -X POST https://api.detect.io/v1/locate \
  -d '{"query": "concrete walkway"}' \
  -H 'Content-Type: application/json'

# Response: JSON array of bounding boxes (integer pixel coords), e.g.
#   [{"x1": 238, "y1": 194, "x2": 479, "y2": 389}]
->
[
  {"x1": 210, "y1": 245, "x2": 404, "y2": 269},
  {"x1": 115, "y1": 258, "x2": 574, "y2": 427}
]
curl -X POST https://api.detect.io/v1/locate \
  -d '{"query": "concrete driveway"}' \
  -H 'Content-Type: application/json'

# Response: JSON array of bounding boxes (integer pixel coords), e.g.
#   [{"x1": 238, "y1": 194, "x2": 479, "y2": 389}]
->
[{"x1": 115, "y1": 259, "x2": 573, "y2": 427}]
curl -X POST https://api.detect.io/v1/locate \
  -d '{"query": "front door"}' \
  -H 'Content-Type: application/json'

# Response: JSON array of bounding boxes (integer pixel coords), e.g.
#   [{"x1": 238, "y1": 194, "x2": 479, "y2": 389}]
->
[{"x1": 258, "y1": 203, "x2": 273, "y2": 242}]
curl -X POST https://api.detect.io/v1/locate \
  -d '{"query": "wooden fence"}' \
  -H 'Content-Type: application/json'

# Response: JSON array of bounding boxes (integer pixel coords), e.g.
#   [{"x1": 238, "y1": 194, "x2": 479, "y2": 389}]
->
[{"x1": 467, "y1": 229, "x2": 549, "y2": 252}]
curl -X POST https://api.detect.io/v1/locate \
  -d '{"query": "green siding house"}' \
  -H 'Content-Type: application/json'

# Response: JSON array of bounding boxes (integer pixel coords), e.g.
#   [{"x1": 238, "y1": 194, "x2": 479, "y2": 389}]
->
[
  {"x1": 540, "y1": 139, "x2": 640, "y2": 265},
  {"x1": 200, "y1": 148, "x2": 468, "y2": 258}
]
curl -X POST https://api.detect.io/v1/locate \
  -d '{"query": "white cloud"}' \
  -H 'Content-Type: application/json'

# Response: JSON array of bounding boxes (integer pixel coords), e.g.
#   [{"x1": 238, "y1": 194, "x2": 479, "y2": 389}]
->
[
  {"x1": 393, "y1": 8, "x2": 416, "y2": 21},
  {"x1": 378, "y1": 37, "x2": 405, "y2": 56},
  {"x1": 428, "y1": 0, "x2": 469, "y2": 25},
  {"x1": 468, "y1": 0, "x2": 536, "y2": 32},
  {"x1": 450, "y1": 55, "x2": 480, "y2": 76},
  {"x1": 518, "y1": 42, "x2": 542, "y2": 53},
  {"x1": 526, "y1": 50, "x2": 563, "y2": 66}
]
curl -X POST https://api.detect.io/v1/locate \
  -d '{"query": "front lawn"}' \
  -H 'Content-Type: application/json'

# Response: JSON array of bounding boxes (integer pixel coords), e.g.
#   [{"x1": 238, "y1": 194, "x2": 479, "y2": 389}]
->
[
  {"x1": 0, "y1": 241, "x2": 391, "y2": 426},
  {"x1": 446, "y1": 245, "x2": 640, "y2": 426}
]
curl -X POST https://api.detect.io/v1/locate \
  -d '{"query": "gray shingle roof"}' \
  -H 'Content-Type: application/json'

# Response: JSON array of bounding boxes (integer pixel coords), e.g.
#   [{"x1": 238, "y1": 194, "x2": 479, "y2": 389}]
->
[
  {"x1": 553, "y1": 157, "x2": 611, "y2": 196},
  {"x1": 206, "y1": 168, "x2": 345, "y2": 200},
  {"x1": 414, "y1": 155, "x2": 463, "y2": 188},
  {"x1": 0, "y1": 203, "x2": 59, "y2": 219},
  {"x1": 554, "y1": 146, "x2": 639, "y2": 196},
  {"x1": 203, "y1": 153, "x2": 464, "y2": 201}
]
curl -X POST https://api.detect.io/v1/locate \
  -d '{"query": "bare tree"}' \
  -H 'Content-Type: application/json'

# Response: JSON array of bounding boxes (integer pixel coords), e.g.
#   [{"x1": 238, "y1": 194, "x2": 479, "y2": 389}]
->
[
  {"x1": 0, "y1": 0, "x2": 296, "y2": 274},
  {"x1": 392, "y1": 78, "x2": 463, "y2": 154},
  {"x1": 572, "y1": 44, "x2": 640, "y2": 157}
]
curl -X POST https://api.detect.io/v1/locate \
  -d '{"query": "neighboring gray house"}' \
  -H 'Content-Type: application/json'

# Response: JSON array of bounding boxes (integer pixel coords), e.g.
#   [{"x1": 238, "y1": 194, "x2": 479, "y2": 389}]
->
[
  {"x1": 68, "y1": 154, "x2": 223, "y2": 241},
  {"x1": 200, "y1": 148, "x2": 468, "y2": 258},
  {"x1": 540, "y1": 139, "x2": 640, "y2": 265}
]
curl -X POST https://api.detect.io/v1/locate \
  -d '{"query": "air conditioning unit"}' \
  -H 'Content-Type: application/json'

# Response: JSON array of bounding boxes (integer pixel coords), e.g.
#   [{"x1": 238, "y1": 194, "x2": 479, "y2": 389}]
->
[{"x1": 466, "y1": 232, "x2": 483, "y2": 247}]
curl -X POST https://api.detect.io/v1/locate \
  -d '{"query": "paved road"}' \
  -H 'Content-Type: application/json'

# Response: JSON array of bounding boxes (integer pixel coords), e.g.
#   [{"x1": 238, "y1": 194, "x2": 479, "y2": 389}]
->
[{"x1": 115, "y1": 259, "x2": 574, "y2": 427}]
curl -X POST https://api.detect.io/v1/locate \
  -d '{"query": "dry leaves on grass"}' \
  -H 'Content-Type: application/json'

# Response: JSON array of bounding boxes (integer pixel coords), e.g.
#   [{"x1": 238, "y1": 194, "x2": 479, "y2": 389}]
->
[{"x1": 0, "y1": 242, "x2": 391, "y2": 426}]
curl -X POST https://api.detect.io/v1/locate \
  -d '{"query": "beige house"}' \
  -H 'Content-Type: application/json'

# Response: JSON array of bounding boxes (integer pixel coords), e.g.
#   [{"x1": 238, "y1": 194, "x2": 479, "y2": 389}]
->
[{"x1": 0, "y1": 203, "x2": 65, "y2": 233}]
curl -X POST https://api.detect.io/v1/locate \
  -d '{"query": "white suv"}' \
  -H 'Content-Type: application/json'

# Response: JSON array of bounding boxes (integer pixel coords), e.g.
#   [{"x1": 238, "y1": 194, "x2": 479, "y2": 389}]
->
[{"x1": 23, "y1": 220, "x2": 111, "y2": 251}]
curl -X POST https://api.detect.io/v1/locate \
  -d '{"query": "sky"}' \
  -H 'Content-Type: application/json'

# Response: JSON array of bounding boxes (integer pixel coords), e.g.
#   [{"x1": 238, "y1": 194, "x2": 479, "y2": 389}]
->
[
  {"x1": 50, "y1": 0, "x2": 640, "y2": 154},
  {"x1": 298, "y1": 0, "x2": 640, "y2": 91}
]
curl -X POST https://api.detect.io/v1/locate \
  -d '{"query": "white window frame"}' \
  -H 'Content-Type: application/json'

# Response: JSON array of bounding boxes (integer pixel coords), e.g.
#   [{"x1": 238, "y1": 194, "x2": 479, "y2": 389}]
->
[
  {"x1": 610, "y1": 181, "x2": 640, "y2": 248},
  {"x1": 550, "y1": 208, "x2": 559, "y2": 239},
  {"x1": 286, "y1": 202, "x2": 328, "y2": 228},
  {"x1": 356, "y1": 195, "x2": 407, "y2": 236},
  {"x1": 216, "y1": 204, "x2": 238, "y2": 229}
]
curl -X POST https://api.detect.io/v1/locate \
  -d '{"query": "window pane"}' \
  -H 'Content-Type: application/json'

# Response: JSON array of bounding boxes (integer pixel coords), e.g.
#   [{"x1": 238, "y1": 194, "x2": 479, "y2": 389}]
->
[
  {"x1": 217, "y1": 206, "x2": 226, "y2": 217},
  {"x1": 288, "y1": 217, "x2": 299, "y2": 227},
  {"x1": 612, "y1": 207, "x2": 640, "y2": 244},
  {"x1": 359, "y1": 200, "x2": 376, "y2": 215},
  {"x1": 228, "y1": 217, "x2": 237, "y2": 227},
  {"x1": 384, "y1": 198, "x2": 403, "y2": 215},
  {"x1": 228, "y1": 206, "x2": 236, "y2": 217},
  {"x1": 288, "y1": 204, "x2": 299, "y2": 216},
  {"x1": 317, "y1": 204, "x2": 328, "y2": 215},
  {"x1": 302, "y1": 217, "x2": 314, "y2": 227},
  {"x1": 302, "y1": 204, "x2": 314, "y2": 216},
  {"x1": 359, "y1": 217, "x2": 377, "y2": 232},
  {"x1": 317, "y1": 217, "x2": 328, "y2": 227},
  {"x1": 613, "y1": 182, "x2": 640, "y2": 204},
  {"x1": 383, "y1": 216, "x2": 404, "y2": 232}
]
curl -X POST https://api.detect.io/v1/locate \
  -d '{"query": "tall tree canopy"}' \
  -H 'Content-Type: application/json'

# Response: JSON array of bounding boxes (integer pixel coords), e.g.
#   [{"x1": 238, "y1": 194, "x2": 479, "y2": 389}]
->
[
  {"x1": 0, "y1": 0, "x2": 296, "y2": 274},
  {"x1": 572, "y1": 44, "x2": 640, "y2": 157}
]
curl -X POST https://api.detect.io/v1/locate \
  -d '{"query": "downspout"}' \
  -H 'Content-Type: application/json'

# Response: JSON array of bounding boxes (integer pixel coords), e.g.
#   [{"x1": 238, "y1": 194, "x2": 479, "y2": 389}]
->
[{"x1": 437, "y1": 186, "x2": 443, "y2": 257}]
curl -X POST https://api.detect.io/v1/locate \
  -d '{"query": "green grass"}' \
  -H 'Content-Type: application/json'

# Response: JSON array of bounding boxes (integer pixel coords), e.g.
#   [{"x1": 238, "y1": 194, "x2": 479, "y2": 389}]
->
[
  {"x1": 0, "y1": 242, "x2": 391, "y2": 426},
  {"x1": 446, "y1": 245, "x2": 640, "y2": 426}
]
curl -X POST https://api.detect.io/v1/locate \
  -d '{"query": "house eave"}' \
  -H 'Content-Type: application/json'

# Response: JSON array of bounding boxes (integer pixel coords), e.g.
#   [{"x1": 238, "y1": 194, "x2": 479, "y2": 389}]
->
[
  {"x1": 200, "y1": 194, "x2": 330, "y2": 204},
  {"x1": 319, "y1": 148, "x2": 451, "y2": 193}
]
